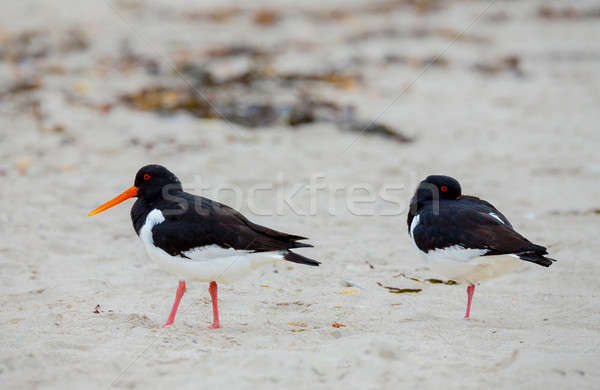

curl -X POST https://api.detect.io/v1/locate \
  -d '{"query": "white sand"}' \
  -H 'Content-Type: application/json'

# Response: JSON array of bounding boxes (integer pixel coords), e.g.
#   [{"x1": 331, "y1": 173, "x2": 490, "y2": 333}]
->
[{"x1": 1, "y1": 0, "x2": 600, "y2": 388}]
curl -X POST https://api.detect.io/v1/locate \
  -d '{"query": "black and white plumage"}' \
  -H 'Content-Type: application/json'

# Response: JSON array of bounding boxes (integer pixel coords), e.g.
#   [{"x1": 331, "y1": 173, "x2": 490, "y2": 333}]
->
[
  {"x1": 129, "y1": 167, "x2": 318, "y2": 282},
  {"x1": 110, "y1": 165, "x2": 317, "y2": 280},
  {"x1": 407, "y1": 175, "x2": 556, "y2": 317},
  {"x1": 89, "y1": 164, "x2": 318, "y2": 328}
]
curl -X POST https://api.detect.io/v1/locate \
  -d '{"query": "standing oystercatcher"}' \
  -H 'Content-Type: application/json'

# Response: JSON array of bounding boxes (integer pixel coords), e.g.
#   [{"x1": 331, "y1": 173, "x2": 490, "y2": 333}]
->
[
  {"x1": 88, "y1": 164, "x2": 319, "y2": 328},
  {"x1": 407, "y1": 175, "x2": 556, "y2": 318}
]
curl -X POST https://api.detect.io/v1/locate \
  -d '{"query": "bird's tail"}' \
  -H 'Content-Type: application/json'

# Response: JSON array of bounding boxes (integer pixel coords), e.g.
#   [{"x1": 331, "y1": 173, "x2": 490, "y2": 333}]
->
[
  {"x1": 517, "y1": 253, "x2": 557, "y2": 267},
  {"x1": 284, "y1": 251, "x2": 320, "y2": 266}
]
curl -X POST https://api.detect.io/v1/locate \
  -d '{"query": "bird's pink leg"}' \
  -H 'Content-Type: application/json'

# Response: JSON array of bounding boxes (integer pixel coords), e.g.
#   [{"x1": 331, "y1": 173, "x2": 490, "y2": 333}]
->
[
  {"x1": 464, "y1": 283, "x2": 475, "y2": 319},
  {"x1": 208, "y1": 281, "x2": 221, "y2": 329},
  {"x1": 159, "y1": 280, "x2": 186, "y2": 328}
]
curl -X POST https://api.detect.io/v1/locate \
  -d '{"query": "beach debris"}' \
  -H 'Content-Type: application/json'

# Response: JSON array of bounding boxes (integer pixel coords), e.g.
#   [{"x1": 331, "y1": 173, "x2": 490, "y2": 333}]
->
[
  {"x1": 0, "y1": 30, "x2": 46, "y2": 62},
  {"x1": 308, "y1": 9, "x2": 350, "y2": 22},
  {"x1": 205, "y1": 45, "x2": 268, "y2": 59},
  {"x1": 331, "y1": 322, "x2": 346, "y2": 328},
  {"x1": 190, "y1": 0, "x2": 443, "y2": 27},
  {"x1": 425, "y1": 278, "x2": 457, "y2": 285},
  {"x1": 538, "y1": 5, "x2": 600, "y2": 20},
  {"x1": 121, "y1": 87, "x2": 411, "y2": 142},
  {"x1": 345, "y1": 27, "x2": 404, "y2": 42},
  {"x1": 254, "y1": 9, "x2": 280, "y2": 26},
  {"x1": 290, "y1": 329, "x2": 310, "y2": 333},
  {"x1": 121, "y1": 87, "x2": 210, "y2": 116},
  {"x1": 177, "y1": 66, "x2": 361, "y2": 90},
  {"x1": 93, "y1": 304, "x2": 101, "y2": 314},
  {"x1": 382, "y1": 286, "x2": 422, "y2": 294},
  {"x1": 7, "y1": 79, "x2": 42, "y2": 94},
  {"x1": 473, "y1": 55, "x2": 524, "y2": 77},
  {"x1": 383, "y1": 54, "x2": 448, "y2": 68},
  {"x1": 59, "y1": 29, "x2": 90, "y2": 53},
  {"x1": 112, "y1": 39, "x2": 161, "y2": 74},
  {"x1": 0, "y1": 24, "x2": 419, "y2": 143},
  {"x1": 276, "y1": 301, "x2": 306, "y2": 306},
  {"x1": 435, "y1": 27, "x2": 492, "y2": 44},
  {"x1": 347, "y1": 121, "x2": 412, "y2": 142},
  {"x1": 0, "y1": 28, "x2": 89, "y2": 64},
  {"x1": 337, "y1": 290, "x2": 359, "y2": 294},
  {"x1": 393, "y1": 273, "x2": 457, "y2": 285},
  {"x1": 366, "y1": 0, "x2": 443, "y2": 15},
  {"x1": 346, "y1": 26, "x2": 491, "y2": 44},
  {"x1": 547, "y1": 208, "x2": 600, "y2": 216},
  {"x1": 279, "y1": 71, "x2": 359, "y2": 89},
  {"x1": 207, "y1": 8, "x2": 242, "y2": 22},
  {"x1": 288, "y1": 321, "x2": 307, "y2": 327},
  {"x1": 182, "y1": 8, "x2": 242, "y2": 22},
  {"x1": 392, "y1": 273, "x2": 421, "y2": 281},
  {"x1": 61, "y1": 89, "x2": 113, "y2": 114}
]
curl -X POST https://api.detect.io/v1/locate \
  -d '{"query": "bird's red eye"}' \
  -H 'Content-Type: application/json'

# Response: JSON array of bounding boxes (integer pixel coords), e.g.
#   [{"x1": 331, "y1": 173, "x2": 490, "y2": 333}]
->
[
  {"x1": 143, "y1": 174, "x2": 151, "y2": 180},
  {"x1": 441, "y1": 186, "x2": 448, "y2": 192}
]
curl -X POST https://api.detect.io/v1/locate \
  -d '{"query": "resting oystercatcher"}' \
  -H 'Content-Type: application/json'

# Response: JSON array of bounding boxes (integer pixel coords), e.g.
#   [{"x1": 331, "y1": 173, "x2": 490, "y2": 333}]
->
[
  {"x1": 407, "y1": 175, "x2": 556, "y2": 318},
  {"x1": 88, "y1": 164, "x2": 319, "y2": 328}
]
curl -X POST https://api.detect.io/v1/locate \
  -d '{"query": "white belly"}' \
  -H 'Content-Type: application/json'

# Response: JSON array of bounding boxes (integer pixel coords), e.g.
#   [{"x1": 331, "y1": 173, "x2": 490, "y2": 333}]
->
[
  {"x1": 139, "y1": 209, "x2": 284, "y2": 283},
  {"x1": 423, "y1": 253, "x2": 521, "y2": 284},
  {"x1": 143, "y1": 246, "x2": 283, "y2": 283}
]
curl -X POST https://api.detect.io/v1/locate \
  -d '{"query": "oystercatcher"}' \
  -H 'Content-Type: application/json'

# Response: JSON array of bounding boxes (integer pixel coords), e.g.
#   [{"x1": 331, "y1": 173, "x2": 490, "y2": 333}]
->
[
  {"x1": 88, "y1": 164, "x2": 319, "y2": 328},
  {"x1": 407, "y1": 175, "x2": 556, "y2": 318}
]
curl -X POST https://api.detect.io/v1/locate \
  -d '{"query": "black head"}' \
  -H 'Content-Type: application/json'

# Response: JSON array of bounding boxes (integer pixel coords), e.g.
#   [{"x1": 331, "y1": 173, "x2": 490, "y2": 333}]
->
[
  {"x1": 406, "y1": 175, "x2": 461, "y2": 232},
  {"x1": 415, "y1": 175, "x2": 461, "y2": 202},
  {"x1": 134, "y1": 164, "x2": 182, "y2": 201}
]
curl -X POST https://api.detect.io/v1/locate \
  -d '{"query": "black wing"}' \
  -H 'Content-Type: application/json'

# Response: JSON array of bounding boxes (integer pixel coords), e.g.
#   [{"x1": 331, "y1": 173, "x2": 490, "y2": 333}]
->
[
  {"x1": 151, "y1": 193, "x2": 313, "y2": 257},
  {"x1": 458, "y1": 195, "x2": 512, "y2": 227},
  {"x1": 412, "y1": 199, "x2": 555, "y2": 267}
]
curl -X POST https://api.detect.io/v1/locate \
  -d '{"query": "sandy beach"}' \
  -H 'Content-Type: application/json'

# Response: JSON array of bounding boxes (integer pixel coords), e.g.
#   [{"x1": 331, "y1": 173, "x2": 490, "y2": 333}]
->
[{"x1": 1, "y1": 0, "x2": 600, "y2": 388}]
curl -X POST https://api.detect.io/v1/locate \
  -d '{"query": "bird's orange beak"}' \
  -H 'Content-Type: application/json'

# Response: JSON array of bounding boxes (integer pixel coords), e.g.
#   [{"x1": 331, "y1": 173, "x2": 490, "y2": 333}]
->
[{"x1": 88, "y1": 186, "x2": 139, "y2": 216}]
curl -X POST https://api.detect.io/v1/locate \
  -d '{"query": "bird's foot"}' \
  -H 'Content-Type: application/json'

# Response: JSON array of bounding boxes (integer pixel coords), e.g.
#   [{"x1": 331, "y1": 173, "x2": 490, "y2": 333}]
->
[{"x1": 208, "y1": 321, "x2": 221, "y2": 329}]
